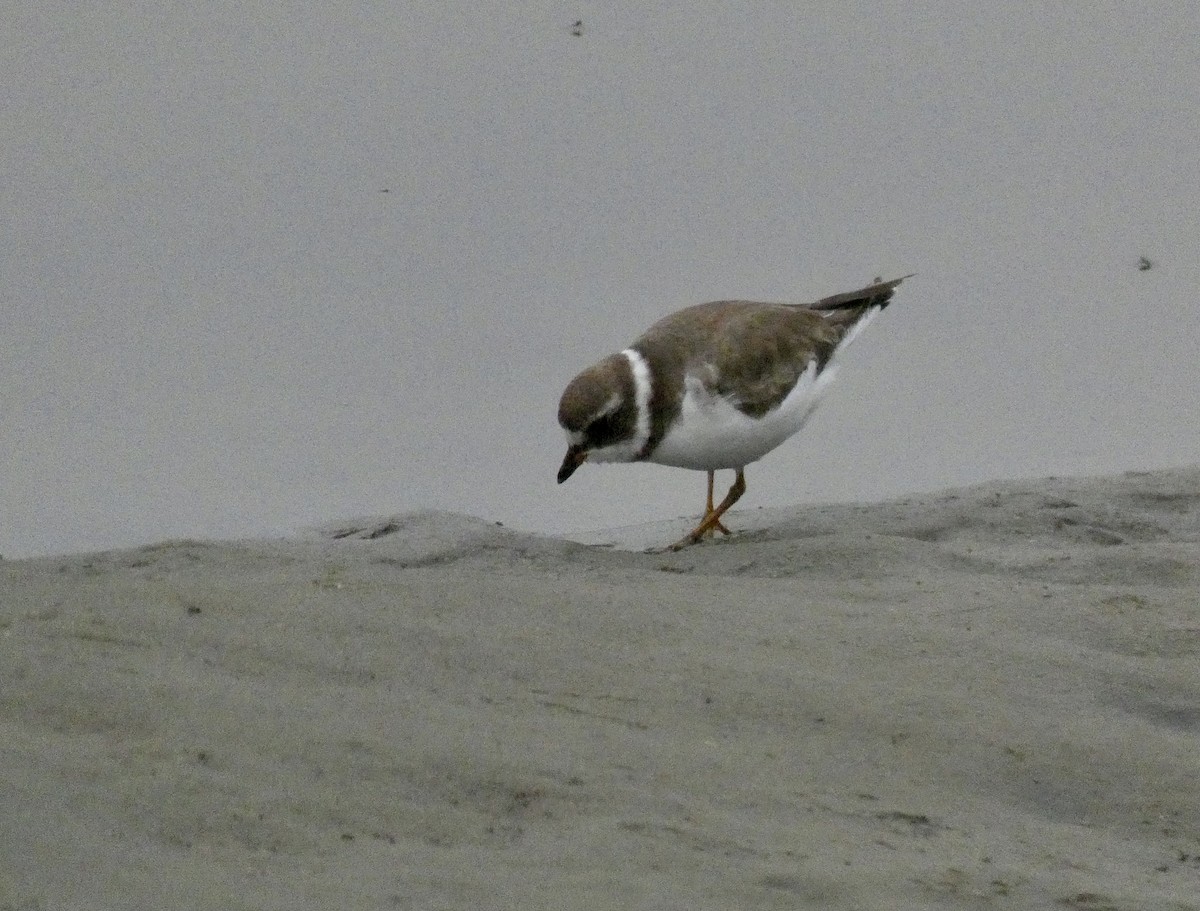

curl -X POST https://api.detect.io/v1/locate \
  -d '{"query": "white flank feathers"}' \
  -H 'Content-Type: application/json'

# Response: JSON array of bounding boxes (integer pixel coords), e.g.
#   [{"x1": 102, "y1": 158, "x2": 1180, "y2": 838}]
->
[{"x1": 650, "y1": 308, "x2": 875, "y2": 470}]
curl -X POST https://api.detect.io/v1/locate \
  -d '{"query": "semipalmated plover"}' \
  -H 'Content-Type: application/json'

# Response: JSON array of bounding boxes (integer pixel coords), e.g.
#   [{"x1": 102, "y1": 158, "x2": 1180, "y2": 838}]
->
[{"x1": 557, "y1": 275, "x2": 909, "y2": 550}]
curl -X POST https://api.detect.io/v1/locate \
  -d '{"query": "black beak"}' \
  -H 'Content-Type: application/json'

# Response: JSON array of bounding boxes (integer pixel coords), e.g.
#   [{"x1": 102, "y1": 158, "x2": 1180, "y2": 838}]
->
[{"x1": 557, "y1": 446, "x2": 588, "y2": 484}]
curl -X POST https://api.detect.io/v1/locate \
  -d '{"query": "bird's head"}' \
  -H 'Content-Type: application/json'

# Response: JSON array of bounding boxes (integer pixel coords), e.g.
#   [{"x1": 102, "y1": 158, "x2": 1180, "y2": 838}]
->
[{"x1": 556, "y1": 354, "x2": 638, "y2": 483}]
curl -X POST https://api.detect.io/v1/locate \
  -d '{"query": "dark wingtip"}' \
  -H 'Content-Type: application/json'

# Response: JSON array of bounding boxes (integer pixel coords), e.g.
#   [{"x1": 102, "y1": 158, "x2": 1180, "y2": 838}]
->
[{"x1": 810, "y1": 273, "x2": 913, "y2": 312}]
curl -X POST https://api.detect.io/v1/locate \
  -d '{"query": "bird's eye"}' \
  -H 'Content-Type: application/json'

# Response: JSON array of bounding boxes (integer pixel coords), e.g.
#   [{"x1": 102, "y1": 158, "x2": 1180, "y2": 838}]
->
[{"x1": 589, "y1": 414, "x2": 616, "y2": 441}]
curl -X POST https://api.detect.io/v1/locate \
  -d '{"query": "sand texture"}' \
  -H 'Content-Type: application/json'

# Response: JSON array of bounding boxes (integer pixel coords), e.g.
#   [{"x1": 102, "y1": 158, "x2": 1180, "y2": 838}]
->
[{"x1": 3, "y1": 467, "x2": 1199, "y2": 910}]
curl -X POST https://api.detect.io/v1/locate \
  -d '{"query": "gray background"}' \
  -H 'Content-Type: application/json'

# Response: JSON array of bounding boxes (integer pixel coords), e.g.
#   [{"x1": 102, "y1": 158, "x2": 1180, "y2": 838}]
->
[{"x1": 5, "y1": 2, "x2": 1198, "y2": 559}]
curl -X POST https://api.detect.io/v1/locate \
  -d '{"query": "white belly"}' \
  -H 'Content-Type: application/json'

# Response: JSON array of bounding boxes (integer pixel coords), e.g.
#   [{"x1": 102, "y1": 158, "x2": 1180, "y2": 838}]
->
[{"x1": 650, "y1": 360, "x2": 839, "y2": 470}]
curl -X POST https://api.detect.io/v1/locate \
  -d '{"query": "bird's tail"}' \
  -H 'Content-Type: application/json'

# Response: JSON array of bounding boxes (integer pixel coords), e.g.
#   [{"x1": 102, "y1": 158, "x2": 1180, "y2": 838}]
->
[
  {"x1": 807, "y1": 274, "x2": 912, "y2": 313},
  {"x1": 806, "y1": 274, "x2": 911, "y2": 355}
]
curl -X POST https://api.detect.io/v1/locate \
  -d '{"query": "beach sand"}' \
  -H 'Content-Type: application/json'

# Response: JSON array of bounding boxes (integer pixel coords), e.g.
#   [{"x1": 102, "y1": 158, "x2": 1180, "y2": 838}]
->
[{"x1": 3, "y1": 467, "x2": 1199, "y2": 910}]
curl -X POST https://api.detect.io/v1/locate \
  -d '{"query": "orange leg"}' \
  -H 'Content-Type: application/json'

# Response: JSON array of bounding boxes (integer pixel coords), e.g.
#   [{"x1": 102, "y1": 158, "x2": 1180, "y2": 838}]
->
[
  {"x1": 668, "y1": 469, "x2": 746, "y2": 550},
  {"x1": 706, "y1": 471, "x2": 732, "y2": 536}
]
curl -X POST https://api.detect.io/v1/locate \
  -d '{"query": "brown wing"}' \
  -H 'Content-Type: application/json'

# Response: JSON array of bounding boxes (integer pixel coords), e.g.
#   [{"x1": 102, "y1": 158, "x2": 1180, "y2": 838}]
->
[
  {"x1": 706, "y1": 275, "x2": 907, "y2": 417},
  {"x1": 631, "y1": 275, "x2": 906, "y2": 439},
  {"x1": 700, "y1": 304, "x2": 843, "y2": 418}
]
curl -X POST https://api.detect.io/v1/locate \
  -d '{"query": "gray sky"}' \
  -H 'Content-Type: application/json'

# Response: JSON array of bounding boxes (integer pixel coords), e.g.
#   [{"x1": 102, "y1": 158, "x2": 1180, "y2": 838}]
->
[{"x1": 5, "y1": 2, "x2": 1199, "y2": 559}]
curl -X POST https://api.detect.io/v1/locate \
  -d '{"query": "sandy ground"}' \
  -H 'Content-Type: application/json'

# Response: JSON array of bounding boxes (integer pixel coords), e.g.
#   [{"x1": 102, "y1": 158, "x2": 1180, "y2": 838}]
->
[{"x1": 2, "y1": 467, "x2": 1199, "y2": 910}]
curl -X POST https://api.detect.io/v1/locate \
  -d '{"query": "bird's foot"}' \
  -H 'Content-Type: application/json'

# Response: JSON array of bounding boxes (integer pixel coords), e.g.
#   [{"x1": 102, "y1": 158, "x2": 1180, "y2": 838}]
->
[
  {"x1": 662, "y1": 469, "x2": 747, "y2": 551},
  {"x1": 664, "y1": 513, "x2": 732, "y2": 551}
]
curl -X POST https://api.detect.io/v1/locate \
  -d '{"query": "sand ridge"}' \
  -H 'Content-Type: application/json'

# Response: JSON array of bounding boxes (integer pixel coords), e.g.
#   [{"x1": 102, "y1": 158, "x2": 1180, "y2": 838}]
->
[{"x1": 2, "y1": 467, "x2": 1199, "y2": 909}]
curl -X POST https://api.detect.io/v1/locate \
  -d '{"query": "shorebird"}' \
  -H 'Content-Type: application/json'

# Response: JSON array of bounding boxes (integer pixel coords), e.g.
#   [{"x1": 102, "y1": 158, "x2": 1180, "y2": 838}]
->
[{"x1": 556, "y1": 275, "x2": 908, "y2": 550}]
